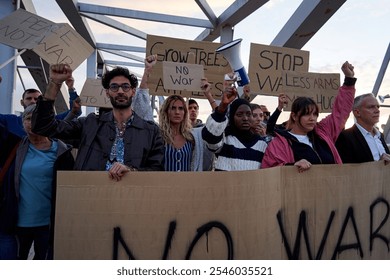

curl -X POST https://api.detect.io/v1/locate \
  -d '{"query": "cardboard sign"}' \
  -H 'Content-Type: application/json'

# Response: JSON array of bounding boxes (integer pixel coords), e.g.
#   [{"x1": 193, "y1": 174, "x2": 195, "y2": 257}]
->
[
  {"x1": 55, "y1": 162, "x2": 390, "y2": 260},
  {"x1": 281, "y1": 71, "x2": 340, "y2": 113},
  {"x1": 248, "y1": 43, "x2": 310, "y2": 95},
  {"x1": 162, "y1": 61, "x2": 204, "y2": 91},
  {"x1": 33, "y1": 23, "x2": 94, "y2": 70},
  {"x1": 146, "y1": 34, "x2": 231, "y2": 98},
  {"x1": 79, "y1": 78, "x2": 112, "y2": 108},
  {"x1": 0, "y1": 9, "x2": 93, "y2": 70},
  {"x1": 0, "y1": 9, "x2": 59, "y2": 49}
]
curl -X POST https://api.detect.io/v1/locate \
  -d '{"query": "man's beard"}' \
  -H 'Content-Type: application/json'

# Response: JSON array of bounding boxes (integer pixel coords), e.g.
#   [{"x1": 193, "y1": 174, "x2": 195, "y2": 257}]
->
[{"x1": 110, "y1": 95, "x2": 132, "y2": 109}]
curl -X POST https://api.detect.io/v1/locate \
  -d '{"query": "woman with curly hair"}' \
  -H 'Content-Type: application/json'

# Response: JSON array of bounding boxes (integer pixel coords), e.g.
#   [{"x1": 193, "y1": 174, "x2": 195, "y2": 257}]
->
[{"x1": 159, "y1": 95, "x2": 195, "y2": 171}]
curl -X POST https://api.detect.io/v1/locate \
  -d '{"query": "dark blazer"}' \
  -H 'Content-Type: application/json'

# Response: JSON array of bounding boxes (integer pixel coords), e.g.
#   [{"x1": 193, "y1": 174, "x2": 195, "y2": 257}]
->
[{"x1": 336, "y1": 124, "x2": 390, "y2": 163}]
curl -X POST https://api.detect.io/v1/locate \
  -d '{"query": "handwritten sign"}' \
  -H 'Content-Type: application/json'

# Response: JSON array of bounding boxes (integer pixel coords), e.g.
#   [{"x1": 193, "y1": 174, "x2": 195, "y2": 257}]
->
[
  {"x1": 281, "y1": 71, "x2": 340, "y2": 113},
  {"x1": 146, "y1": 34, "x2": 231, "y2": 98},
  {"x1": 55, "y1": 162, "x2": 390, "y2": 260},
  {"x1": 248, "y1": 43, "x2": 310, "y2": 95},
  {"x1": 79, "y1": 78, "x2": 112, "y2": 108},
  {"x1": 33, "y1": 23, "x2": 94, "y2": 70},
  {"x1": 0, "y1": 9, "x2": 93, "y2": 70},
  {"x1": 162, "y1": 61, "x2": 204, "y2": 91},
  {"x1": 0, "y1": 9, "x2": 59, "y2": 49}
]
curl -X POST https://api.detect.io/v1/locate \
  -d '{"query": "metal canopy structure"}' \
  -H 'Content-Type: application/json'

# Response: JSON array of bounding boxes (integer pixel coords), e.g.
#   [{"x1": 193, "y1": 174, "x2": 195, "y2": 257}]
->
[
  {"x1": 57, "y1": 0, "x2": 347, "y2": 67},
  {"x1": 1, "y1": 0, "x2": 388, "y2": 115}
]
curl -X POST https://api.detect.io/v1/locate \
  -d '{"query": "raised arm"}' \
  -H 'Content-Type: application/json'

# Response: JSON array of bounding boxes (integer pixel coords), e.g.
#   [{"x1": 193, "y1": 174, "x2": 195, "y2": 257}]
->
[
  {"x1": 56, "y1": 76, "x2": 82, "y2": 120},
  {"x1": 267, "y1": 93, "x2": 288, "y2": 134},
  {"x1": 201, "y1": 78, "x2": 218, "y2": 111},
  {"x1": 42, "y1": 64, "x2": 73, "y2": 101},
  {"x1": 132, "y1": 55, "x2": 156, "y2": 121},
  {"x1": 32, "y1": 64, "x2": 83, "y2": 139},
  {"x1": 317, "y1": 61, "x2": 356, "y2": 142}
]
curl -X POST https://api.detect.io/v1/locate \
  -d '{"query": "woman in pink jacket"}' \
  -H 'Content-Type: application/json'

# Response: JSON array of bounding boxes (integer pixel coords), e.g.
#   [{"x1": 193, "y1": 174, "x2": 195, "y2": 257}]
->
[{"x1": 261, "y1": 61, "x2": 356, "y2": 172}]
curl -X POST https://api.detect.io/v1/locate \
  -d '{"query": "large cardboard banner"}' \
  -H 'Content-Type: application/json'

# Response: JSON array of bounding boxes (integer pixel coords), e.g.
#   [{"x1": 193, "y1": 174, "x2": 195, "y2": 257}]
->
[
  {"x1": 55, "y1": 162, "x2": 390, "y2": 260},
  {"x1": 146, "y1": 35, "x2": 231, "y2": 99},
  {"x1": 0, "y1": 9, "x2": 93, "y2": 70},
  {"x1": 248, "y1": 43, "x2": 310, "y2": 95},
  {"x1": 281, "y1": 71, "x2": 340, "y2": 113}
]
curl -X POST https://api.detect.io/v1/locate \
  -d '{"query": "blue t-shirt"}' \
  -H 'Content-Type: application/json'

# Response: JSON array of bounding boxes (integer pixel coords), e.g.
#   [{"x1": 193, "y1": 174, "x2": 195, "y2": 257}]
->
[{"x1": 17, "y1": 141, "x2": 58, "y2": 227}]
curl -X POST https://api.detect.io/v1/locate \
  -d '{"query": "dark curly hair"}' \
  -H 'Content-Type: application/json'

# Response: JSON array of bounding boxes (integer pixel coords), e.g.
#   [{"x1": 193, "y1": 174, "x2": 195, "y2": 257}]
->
[{"x1": 101, "y1": 67, "x2": 138, "y2": 89}]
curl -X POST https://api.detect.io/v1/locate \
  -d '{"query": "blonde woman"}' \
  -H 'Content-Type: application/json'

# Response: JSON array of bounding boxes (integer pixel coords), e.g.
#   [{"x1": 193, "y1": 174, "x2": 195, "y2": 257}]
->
[{"x1": 159, "y1": 95, "x2": 195, "y2": 171}]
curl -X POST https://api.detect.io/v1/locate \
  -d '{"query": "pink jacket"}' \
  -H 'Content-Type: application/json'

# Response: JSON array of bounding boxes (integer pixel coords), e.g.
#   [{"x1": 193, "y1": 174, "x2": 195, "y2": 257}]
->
[{"x1": 261, "y1": 84, "x2": 355, "y2": 168}]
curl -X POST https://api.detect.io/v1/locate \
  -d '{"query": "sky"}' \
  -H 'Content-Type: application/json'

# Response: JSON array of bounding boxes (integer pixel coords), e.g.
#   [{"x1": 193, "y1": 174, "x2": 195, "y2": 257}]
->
[{"x1": 11, "y1": 0, "x2": 390, "y2": 129}]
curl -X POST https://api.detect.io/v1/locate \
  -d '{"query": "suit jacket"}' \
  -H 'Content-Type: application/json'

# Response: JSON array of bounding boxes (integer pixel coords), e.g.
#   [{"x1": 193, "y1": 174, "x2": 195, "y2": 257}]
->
[{"x1": 336, "y1": 124, "x2": 390, "y2": 163}]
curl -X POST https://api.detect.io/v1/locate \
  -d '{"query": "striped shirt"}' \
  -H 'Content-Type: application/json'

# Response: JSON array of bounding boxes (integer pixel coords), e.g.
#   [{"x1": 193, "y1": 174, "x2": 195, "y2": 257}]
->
[
  {"x1": 202, "y1": 112, "x2": 267, "y2": 171},
  {"x1": 164, "y1": 141, "x2": 193, "y2": 171}
]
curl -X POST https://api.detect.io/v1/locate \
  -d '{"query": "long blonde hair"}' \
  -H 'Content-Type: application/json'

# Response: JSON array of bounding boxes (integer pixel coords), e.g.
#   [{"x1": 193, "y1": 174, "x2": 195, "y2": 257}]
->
[{"x1": 159, "y1": 95, "x2": 194, "y2": 145}]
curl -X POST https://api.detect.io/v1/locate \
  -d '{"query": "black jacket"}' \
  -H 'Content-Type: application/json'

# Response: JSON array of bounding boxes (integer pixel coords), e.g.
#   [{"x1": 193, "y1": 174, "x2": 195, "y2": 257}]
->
[
  {"x1": 336, "y1": 124, "x2": 390, "y2": 163},
  {"x1": 32, "y1": 97, "x2": 164, "y2": 171}
]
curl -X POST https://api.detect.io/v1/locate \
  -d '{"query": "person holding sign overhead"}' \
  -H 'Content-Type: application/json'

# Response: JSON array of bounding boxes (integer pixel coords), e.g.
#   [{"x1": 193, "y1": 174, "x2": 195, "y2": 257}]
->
[
  {"x1": 31, "y1": 63, "x2": 164, "y2": 181},
  {"x1": 202, "y1": 78, "x2": 268, "y2": 171},
  {"x1": 261, "y1": 61, "x2": 356, "y2": 172}
]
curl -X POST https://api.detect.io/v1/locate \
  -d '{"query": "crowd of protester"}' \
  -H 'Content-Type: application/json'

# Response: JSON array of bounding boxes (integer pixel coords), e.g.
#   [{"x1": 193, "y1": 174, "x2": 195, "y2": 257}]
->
[{"x1": 1, "y1": 57, "x2": 389, "y2": 260}]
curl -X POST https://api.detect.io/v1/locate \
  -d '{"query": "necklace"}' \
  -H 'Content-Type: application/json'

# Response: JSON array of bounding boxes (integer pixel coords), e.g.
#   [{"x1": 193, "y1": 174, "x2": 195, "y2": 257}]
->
[{"x1": 115, "y1": 115, "x2": 132, "y2": 138}]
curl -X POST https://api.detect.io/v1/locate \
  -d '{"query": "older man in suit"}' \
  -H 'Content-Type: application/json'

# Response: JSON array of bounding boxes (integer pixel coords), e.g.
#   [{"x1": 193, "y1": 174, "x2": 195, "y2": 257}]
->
[{"x1": 336, "y1": 93, "x2": 390, "y2": 164}]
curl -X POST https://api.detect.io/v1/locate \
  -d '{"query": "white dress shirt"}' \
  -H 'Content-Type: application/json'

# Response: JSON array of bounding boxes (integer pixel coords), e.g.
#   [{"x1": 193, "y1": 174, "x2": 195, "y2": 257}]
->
[{"x1": 356, "y1": 123, "x2": 386, "y2": 161}]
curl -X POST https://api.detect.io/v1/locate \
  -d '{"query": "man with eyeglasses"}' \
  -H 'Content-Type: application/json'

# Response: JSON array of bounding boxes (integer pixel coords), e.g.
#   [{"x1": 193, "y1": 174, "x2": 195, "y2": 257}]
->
[{"x1": 32, "y1": 63, "x2": 164, "y2": 181}]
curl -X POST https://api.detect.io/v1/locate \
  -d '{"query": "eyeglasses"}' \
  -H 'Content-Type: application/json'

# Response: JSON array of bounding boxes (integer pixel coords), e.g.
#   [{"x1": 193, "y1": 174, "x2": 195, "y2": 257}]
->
[
  {"x1": 109, "y1": 83, "x2": 132, "y2": 92},
  {"x1": 264, "y1": 111, "x2": 271, "y2": 117}
]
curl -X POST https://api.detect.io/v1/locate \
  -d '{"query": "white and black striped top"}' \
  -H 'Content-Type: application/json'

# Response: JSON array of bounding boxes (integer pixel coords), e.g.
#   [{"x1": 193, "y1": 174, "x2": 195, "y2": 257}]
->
[{"x1": 202, "y1": 111, "x2": 267, "y2": 171}]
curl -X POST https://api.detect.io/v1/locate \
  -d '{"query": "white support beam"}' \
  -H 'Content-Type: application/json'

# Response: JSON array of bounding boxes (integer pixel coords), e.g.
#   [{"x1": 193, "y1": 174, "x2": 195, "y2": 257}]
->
[
  {"x1": 81, "y1": 13, "x2": 147, "y2": 40},
  {"x1": 195, "y1": 0, "x2": 269, "y2": 42},
  {"x1": 78, "y1": 2, "x2": 213, "y2": 28},
  {"x1": 195, "y1": 0, "x2": 218, "y2": 26},
  {"x1": 0, "y1": 0, "x2": 17, "y2": 114},
  {"x1": 220, "y1": 25, "x2": 234, "y2": 43},
  {"x1": 271, "y1": 0, "x2": 346, "y2": 48},
  {"x1": 100, "y1": 49, "x2": 144, "y2": 63},
  {"x1": 56, "y1": 0, "x2": 98, "y2": 52},
  {"x1": 104, "y1": 60, "x2": 144, "y2": 68},
  {"x1": 56, "y1": 0, "x2": 105, "y2": 70},
  {"x1": 372, "y1": 42, "x2": 390, "y2": 97},
  {"x1": 96, "y1": 43, "x2": 145, "y2": 53}
]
